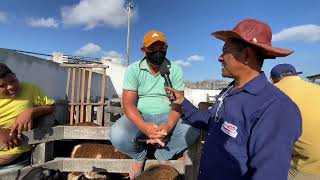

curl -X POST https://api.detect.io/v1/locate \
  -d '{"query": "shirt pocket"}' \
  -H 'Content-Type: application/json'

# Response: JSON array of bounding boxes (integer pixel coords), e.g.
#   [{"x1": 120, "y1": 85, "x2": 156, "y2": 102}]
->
[{"x1": 219, "y1": 117, "x2": 247, "y2": 158}]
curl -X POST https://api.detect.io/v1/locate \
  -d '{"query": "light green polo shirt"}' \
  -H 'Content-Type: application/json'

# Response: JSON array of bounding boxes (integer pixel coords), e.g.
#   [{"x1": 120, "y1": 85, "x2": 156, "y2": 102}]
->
[{"x1": 123, "y1": 58, "x2": 185, "y2": 115}]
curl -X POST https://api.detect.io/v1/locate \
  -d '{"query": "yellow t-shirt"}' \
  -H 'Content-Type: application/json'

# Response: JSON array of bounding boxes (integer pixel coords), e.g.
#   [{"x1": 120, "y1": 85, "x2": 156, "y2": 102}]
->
[
  {"x1": 0, "y1": 82, "x2": 55, "y2": 155},
  {"x1": 275, "y1": 76, "x2": 320, "y2": 174}
]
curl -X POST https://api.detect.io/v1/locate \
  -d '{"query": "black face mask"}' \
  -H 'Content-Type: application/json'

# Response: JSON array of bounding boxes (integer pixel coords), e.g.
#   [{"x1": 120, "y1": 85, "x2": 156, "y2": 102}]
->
[{"x1": 146, "y1": 51, "x2": 166, "y2": 66}]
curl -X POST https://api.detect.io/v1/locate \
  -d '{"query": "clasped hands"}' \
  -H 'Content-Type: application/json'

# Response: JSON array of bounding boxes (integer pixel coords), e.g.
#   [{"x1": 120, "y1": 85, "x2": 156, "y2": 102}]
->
[{"x1": 141, "y1": 122, "x2": 174, "y2": 147}]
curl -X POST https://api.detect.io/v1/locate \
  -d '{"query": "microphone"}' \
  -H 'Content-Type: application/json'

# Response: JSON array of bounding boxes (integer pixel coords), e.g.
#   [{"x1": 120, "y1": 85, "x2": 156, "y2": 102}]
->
[
  {"x1": 161, "y1": 71, "x2": 173, "y2": 88},
  {"x1": 160, "y1": 60, "x2": 176, "y2": 101}
]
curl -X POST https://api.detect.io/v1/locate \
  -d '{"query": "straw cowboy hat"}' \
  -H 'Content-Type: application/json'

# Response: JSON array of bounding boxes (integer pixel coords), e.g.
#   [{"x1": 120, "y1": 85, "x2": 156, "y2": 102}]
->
[{"x1": 212, "y1": 19, "x2": 294, "y2": 59}]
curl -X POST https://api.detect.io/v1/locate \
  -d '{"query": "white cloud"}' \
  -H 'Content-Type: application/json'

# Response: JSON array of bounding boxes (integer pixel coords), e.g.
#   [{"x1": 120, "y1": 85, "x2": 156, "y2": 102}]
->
[
  {"x1": 104, "y1": 50, "x2": 122, "y2": 58},
  {"x1": 103, "y1": 50, "x2": 125, "y2": 64},
  {"x1": 187, "y1": 54, "x2": 205, "y2": 62},
  {"x1": 174, "y1": 60, "x2": 191, "y2": 67},
  {"x1": 61, "y1": 0, "x2": 128, "y2": 30},
  {"x1": 27, "y1": 17, "x2": 59, "y2": 28},
  {"x1": 273, "y1": 24, "x2": 320, "y2": 42},
  {"x1": 75, "y1": 43, "x2": 125, "y2": 64},
  {"x1": 0, "y1": 11, "x2": 7, "y2": 23},
  {"x1": 173, "y1": 54, "x2": 205, "y2": 67},
  {"x1": 75, "y1": 43, "x2": 102, "y2": 56}
]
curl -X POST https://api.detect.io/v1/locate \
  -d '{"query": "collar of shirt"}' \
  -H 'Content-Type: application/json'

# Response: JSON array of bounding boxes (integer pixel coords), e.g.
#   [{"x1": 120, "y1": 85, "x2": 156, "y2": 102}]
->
[
  {"x1": 227, "y1": 72, "x2": 268, "y2": 96},
  {"x1": 138, "y1": 58, "x2": 172, "y2": 75},
  {"x1": 139, "y1": 58, "x2": 149, "y2": 70},
  {"x1": 138, "y1": 58, "x2": 159, "y2": 76}
]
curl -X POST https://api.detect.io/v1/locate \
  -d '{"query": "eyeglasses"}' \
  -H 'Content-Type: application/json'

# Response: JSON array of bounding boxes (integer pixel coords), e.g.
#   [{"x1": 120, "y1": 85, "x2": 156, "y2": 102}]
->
[{"x1": 214, "y1": 85, "x2": 234, "y2": 122}]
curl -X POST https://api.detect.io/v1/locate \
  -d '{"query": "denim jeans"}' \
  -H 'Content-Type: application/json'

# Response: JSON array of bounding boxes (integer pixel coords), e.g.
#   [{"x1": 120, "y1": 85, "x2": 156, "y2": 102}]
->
[
  {"x1": 0, "y1": 152, "x2": 30, "y2": 175},
  {"x1": 109, "y1": 113, "x2": 200, "y2": 162}
]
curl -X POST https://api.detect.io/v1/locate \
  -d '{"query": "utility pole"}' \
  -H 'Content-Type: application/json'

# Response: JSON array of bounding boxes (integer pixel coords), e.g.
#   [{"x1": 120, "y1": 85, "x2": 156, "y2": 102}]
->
[{"x1": 126, "y1": 0, "x2": 133, "y2": 66}]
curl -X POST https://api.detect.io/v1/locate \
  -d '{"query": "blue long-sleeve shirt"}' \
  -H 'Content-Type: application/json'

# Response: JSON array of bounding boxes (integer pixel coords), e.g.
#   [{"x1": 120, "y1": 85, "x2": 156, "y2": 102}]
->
[{"x1": 181, "y1": 73, "x2": 302, "y2": 180}]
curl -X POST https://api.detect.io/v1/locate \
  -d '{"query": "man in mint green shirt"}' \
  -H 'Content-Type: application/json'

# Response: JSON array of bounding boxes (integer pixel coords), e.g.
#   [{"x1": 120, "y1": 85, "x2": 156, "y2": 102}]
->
[{"x1": 109, "y1": 31, "x2": 199, "y2": 179}]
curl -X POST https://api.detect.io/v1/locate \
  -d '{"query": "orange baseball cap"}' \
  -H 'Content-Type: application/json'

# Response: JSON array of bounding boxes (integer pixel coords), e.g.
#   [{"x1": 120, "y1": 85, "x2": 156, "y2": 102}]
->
[{"x1": 142, "y1": 31, "x2": 167, "y2": 47}]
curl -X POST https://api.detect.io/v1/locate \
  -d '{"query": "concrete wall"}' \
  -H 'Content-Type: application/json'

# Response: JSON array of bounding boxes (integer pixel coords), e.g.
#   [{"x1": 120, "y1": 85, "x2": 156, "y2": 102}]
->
[
  {"x1": 184, "y1": 88, "x2": 221, "y2": 107},
  {"x1": 0, "y1": 48, "x2": 118, "y2": 100},
  {"x1": 101, "y1": 59, "x2": 126, "y2": 97}
]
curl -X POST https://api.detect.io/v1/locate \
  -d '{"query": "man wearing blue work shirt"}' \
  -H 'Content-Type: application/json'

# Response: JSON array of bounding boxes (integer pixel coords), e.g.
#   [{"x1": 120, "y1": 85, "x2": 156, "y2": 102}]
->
[{"x1": 166, "y1": 19, "x2": 302, "y2": 180}]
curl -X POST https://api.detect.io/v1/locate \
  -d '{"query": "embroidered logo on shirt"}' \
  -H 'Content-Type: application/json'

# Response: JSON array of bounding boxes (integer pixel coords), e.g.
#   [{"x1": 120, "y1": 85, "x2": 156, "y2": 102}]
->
[{"x1": 221, "y1": 121, "x2": 238, "y2": 138}]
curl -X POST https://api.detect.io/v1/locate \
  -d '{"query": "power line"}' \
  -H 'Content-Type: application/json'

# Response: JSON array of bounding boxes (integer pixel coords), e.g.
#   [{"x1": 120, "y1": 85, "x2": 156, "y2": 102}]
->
[
  {"x1": 12, "y1": 49, "x2": 52, "y2": 57},
  {"x1": 8, "y1": 48, "x2": 109, "y2": 64}
]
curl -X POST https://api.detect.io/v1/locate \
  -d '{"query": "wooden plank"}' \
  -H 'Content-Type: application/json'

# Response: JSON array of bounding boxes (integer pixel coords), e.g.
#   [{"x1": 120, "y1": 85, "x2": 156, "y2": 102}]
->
[
  {"x1": 69, "y1": 102, "x2": 107, "y2": 105},
  {"x1": 60, "y1": 64, "x2": 109, "y2": 68},
  {"x1": 72, "y1": 104, "x2": 123, "y2": 113},
  {"x1": 80, "y1": 68, "x2": 86, "y2": 122},
  {"x1": 21, "y1": 125, "x2": 114, "y2": 144},
  {"x1": 66, "y1": 68, "x2": 71, "y2": 97},
  {"x1": 47, "y1": 158, "x2": 185, "y2": 174},
  {"x1": 75, "y1": 68, "x2": 81, "y2": 123},
  {"x1": 70, "y1": 68, "x2": 76, "y2": 125},
  {"x1": 22, "y1": 126, "x2": 65, "y2": 144},
  {"x1": 184, "y1": 137, "x2": 201, "y2": 180},
  {"x1": 86, "y1": 68, "x2": 93, "y2": 122},
  {"x1": 104, "y1": 106, "x2": 123, "y2": 114},
  {"x1": 104, "y1": 68, "x2": 108, "y2": 124},
  {"x1": 62, "y1": 125, "x2": 112, "y2": 140},
  {"x1": 104, "y1": 100, "x2": 111, "y2": 123},
  {"x1": 0, "y1": 158, "x2": 184, "y2": 179},
  {"x1": 98, "y1": 69, "x2": 106, "y2": 126},
  {"x1": 101, "y1": 68, "x2": 106, "y2": 123}
]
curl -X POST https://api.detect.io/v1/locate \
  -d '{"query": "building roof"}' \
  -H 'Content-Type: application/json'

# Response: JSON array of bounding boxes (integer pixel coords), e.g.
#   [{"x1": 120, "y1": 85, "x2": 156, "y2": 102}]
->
[{"x1": 306, "y1": 74, "x2": 320, "y2": 80}]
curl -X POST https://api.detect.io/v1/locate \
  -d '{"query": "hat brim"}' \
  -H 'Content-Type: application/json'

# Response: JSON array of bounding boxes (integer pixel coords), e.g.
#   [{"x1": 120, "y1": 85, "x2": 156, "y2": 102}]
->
[
  {"x1": 212, "y1": 30, "x2": 294, "y2": 59},
  {"x1": 144, "y1": 40, "x2": 167, "y2": 48}
]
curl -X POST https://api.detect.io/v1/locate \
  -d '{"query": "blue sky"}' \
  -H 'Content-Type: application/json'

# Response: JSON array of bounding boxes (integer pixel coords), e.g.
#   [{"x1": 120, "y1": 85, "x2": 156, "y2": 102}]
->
[{"x1": 0, "y1": 0, "x2": 319, "y2": 81}]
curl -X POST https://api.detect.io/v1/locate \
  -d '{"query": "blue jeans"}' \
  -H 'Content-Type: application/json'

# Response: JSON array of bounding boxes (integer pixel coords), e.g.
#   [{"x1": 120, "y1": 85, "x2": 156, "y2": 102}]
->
[
  {"x1": 0, "y1": 152, "x2": 30, "y2": 174},
  {"x1": 109, "y1": 113, "x2": 200, "y2": 162}
]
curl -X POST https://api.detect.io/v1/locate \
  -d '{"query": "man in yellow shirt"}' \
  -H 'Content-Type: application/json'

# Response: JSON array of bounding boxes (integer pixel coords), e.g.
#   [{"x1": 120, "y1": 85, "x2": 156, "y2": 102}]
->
[
  {"x1": 270, "y1": 63, "x2": 320, "y2": 180},
  {"x1": 0, "y1": 63, "x2": 55, "y2": 172}
]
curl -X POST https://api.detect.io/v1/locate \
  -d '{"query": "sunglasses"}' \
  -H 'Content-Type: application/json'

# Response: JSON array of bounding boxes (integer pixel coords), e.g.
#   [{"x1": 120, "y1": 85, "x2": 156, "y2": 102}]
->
[{"x1": 214, "y1": 85, "x2": 234, "y2": 122}]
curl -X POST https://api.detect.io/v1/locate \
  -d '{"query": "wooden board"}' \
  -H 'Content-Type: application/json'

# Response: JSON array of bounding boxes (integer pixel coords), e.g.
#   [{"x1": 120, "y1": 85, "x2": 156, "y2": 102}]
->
[
  {"x1": 21, "y1": 125, "x2": 113, "y2": 144},
  {"x1": 80, "y1": 68, "x2": 86, "y2": 122},
  {"x1": 75, "y1": 68, "x2": 81, "y2": 123},
  {"x1": 70, "y1": 68, "x2": 76, "y2": 125},
  {"x1": 86, "y1": 69, "x2": 93, "y2": 122},
  {"x1": 0, "y1": 158, "x2": 185, "y2": 180}
]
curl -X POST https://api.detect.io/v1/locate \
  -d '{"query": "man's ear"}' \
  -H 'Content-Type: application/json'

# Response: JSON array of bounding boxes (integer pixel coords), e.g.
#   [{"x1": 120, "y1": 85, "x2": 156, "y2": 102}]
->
[
  {"x1": 245, "y1": 47, "x2": 252, "y2": 60},
  {"x1": 237, "y1": 47, "x2": 250, "y2": 65},
  {"x1": 141, "y1": 47, "x2": 146, "y2": 56}
]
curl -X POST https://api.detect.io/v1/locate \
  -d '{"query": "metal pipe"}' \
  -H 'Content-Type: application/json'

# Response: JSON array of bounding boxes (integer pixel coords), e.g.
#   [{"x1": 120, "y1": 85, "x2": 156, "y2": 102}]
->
[{"x1": 126, "y1": 0, "x2": 133, "y2": 66}]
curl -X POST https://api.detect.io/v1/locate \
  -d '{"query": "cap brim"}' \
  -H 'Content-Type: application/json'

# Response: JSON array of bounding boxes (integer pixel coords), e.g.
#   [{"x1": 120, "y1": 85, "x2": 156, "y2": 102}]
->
[
  {"x1": 212, "y1": 30, "x2": 294, "y2": 59},
  {"x1": 144, "y1": 40, "x2": 167, "y2": 48}
]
